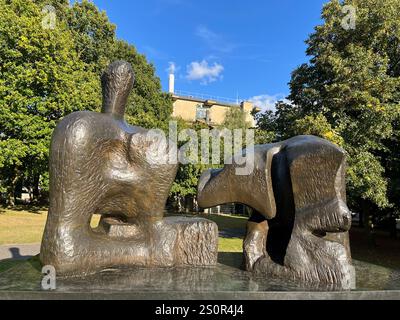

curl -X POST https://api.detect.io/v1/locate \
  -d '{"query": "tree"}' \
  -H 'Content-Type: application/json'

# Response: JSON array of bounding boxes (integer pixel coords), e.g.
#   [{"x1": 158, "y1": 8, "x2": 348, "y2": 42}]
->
[
  {"x1": 110, "y1": 40, "x2": 173, "y2": 130},
  {"x1": 221, "y1": 107, "x2": 252, "y2": 130},
  {"x1": 65, "y1": 0, "x2": 116, "y2": 73},
  {"x1": 169, "y1": 120, "x2": 210, "y2": 212},
  {"x1": 169, "y1": 106, "x2": 259, "y2": 212},
  {"x1": 64, "y1": 1, "x2": 174, "y2": 130},
  {"x1": 0, "y1": 0, "x2": 173, "y2": 206},
  {"x1": 259, "y1": 0, "x2": 400, "y2": 230},
  {"x1": 0, "y1": 0, "x2": 100, "y2": 205},
  {"x1": 292, "y1": 113, "x2": 344, "y2": 147}
]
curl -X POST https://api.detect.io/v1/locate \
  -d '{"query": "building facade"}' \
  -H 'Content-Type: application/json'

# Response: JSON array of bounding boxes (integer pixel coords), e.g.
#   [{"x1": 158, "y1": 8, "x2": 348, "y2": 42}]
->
[{"x1": 168, "y1": 74, "x2": 260, "y2": 127}]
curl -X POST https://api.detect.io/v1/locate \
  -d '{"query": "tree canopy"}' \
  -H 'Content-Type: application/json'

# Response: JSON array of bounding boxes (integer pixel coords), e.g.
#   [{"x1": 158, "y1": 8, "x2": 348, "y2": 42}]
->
[
  {"x1": 0, "y1": 0, "x2": 172, "y2": 205},
  {"x1": 257, "y1": 0, "x2": 400, "y2": 226}
]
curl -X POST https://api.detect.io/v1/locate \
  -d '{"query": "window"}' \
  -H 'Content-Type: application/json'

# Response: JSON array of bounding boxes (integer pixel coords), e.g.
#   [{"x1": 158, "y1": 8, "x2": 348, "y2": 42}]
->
[{"x1": 196, "y1": 104, "x2": 208, "y2": 121}]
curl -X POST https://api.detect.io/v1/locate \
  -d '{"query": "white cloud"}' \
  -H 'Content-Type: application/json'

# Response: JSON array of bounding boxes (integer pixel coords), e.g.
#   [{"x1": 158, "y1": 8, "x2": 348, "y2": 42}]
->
[
  {"x1": 186, "y1": 60, "x2": 224, "y2": 85},
  {"x1": 249, "y1": 94, "x2": 291, "y2": 112}
]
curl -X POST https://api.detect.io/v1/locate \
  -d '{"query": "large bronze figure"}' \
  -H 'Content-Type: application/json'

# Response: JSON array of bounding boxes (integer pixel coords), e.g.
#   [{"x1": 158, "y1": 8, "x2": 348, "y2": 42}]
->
[
  {"x1": 198, "y1": 136, "x2": 355, "y2": 288},
  {"x1": 40, "y1": 61, "x2": 218, "y2": 276}
]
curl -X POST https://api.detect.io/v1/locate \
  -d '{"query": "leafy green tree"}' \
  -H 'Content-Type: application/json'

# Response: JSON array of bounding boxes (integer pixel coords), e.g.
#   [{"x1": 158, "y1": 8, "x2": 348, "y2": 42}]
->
[
  {"x1": 65, "y1": 0, "x2": 116, "y2": 73},
  {"x1": 220, "y1": 107, "x2": 252, "y2": 130},
  {"x1": 0, "y1": 0, "x2": 99, "y2": 205},
  {"x1": 110, "y1": 40, "x2": 173, "y2": 130},
  {"x1": 0, "y1": 0, "x2": 173, "y2": 206},
  {"x1": 169, "y1": 120, "x2": 210, "y2": 212},
  {"x1": 170, "y1": 106, "x2": 259, "y2": 212},
  {"x1": 259, "y1": 0, "x2": 400, "y2": 230},
  {"x1": 292, "y1": 113, "x2": 344, "y2": 147}
]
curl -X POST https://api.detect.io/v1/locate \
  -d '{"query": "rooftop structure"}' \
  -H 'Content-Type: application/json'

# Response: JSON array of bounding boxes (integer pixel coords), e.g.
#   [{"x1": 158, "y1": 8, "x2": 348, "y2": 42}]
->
[{"x1": 168, "y1": 74, "x2": 260, "y2": 127}]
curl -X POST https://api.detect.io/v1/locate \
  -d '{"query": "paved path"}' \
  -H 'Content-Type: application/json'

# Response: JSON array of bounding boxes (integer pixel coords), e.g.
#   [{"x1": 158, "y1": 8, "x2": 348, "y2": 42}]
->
[{"x1": 0, "y1": 244, "x2": 40, "y2": 261}]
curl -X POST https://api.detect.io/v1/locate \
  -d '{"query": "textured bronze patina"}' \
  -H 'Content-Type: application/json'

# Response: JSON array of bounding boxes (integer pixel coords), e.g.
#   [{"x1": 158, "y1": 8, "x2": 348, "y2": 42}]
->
[
  {"x1": 40, "y1": 61, "x2": 218, "y2": 277},
  {"x1": 198, "y1": 135, "x2": 354, "y2": 288}
]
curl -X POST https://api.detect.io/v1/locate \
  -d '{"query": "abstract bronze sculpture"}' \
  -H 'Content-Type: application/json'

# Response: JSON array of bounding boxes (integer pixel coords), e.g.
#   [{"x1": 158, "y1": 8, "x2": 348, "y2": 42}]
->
[
  {"x1": 40, "y1": 61, "x2": 218, "y2": 276},
  {"x1": 198, "y1": 136, "x2": 355, "y2": 288},
  {"x1": 40, "y1": 59, "x2": 354, "y2": 288}
]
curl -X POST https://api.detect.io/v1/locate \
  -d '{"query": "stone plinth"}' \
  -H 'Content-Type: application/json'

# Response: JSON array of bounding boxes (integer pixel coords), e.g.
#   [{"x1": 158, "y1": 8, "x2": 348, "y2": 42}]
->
[
  {"x1": 97, "y1": 216, "x2": 219, "y2": 267},
  {"x1": 0, "y1": 255, "x2": 399, "y2": 300}
]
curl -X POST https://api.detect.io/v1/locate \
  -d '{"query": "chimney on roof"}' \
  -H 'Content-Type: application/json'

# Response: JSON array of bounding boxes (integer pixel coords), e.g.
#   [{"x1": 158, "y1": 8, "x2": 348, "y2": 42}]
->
[{"x1": 169, "y1": 73, "x2": 175, "y2": 94}]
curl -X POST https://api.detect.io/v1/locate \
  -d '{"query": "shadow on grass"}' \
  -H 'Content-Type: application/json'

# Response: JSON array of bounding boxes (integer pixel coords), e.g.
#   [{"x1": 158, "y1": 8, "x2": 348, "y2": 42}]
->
[
  {"x1": 0, "y1": 259, "x2": 23, "y2": 274},
  {"x1": 28, "y1": 255, "x2": 43, "y2": 272},
  {"x1": 0, "y1": 255, "x2": 42, "y2": 274},
  {"x1": 350, "y1": 228, "x2": 400, "y2": 271},
  {"x1": 200, "y1": 214, "x2": 248, "y2": 231},
  {"x1": 219, "y1": 229, "x2": 245, "y2": 239},
  {"x1": 0, "y1": 205, "x2": 47, "y2": 214}
]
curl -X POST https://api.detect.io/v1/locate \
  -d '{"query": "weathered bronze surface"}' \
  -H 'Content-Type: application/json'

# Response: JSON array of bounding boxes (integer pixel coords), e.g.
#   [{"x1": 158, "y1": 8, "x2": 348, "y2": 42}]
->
[
  {"x1": 198, "y1": 135, "x2": 354, "y2": 288},
  {"x1": 40, "y1": 61, "x2": 218, "y2": 276}
]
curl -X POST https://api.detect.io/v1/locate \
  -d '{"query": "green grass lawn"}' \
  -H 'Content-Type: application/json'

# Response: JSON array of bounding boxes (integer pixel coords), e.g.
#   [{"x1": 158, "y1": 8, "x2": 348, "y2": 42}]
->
[
  {"x1": 199, "y1": 213, "x2": 247, "y2": 253},
  {"x1": 0, "y1": 208, "x2": 102, "y2": 246},
  {"x1": 0, "y1": 208, "x2": 48, "y2": 245},
  {"x1": 218, "y1": 238, "x2": 244, "y2": 252},
  {"x1": 200, "y1": 214, "x2": 248, "y2": 230},
  {"x1": 0, "y1": 209, "x2": 247, "y2": 252}
]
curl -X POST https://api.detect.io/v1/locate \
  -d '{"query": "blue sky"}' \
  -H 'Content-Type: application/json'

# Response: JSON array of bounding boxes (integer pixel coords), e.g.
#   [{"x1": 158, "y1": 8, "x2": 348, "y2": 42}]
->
[{"x1": 92, "y1": 0, "x2": 328, "y2": 110}]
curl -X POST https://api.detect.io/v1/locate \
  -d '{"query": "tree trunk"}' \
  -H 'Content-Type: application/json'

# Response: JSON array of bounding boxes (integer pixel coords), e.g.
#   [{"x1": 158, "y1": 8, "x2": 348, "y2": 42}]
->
[
  {"x1": 389, "y1": 215, "x2": 398, "y2": 239},
  {"x1": 6, "y1": 187, "x2": 15, "y2": 207},
  {"x1": 193, "y1": 196, "x2": 199, "y2": 212},
  {"x1": 359, "y1": 210, "x2": 364, "y2": 228},
  {"x1": 32, "y1": 174, "x2": 40, "y2": 203},
  {"x1": 361, "y1": 201, "x2": 376, "y2": 246},
  {"x1": 174, "y1": 195, "x2": 184, "y2": 213},
  {"x1": 28, "y1": 187, "x2": 33, "y2": 203},
  {"x1": 6, "y1": 168, "x2": 21, "y2": 207}
]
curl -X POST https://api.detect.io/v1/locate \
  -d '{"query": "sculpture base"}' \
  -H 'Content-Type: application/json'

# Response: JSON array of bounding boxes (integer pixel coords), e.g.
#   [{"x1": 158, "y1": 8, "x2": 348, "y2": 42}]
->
[
  {"x1": 1, "y1": 254, "x2": 399, "y2": 300},
  {"x1": 97, "y1": 215, "x2": 219, "y2": 267}
]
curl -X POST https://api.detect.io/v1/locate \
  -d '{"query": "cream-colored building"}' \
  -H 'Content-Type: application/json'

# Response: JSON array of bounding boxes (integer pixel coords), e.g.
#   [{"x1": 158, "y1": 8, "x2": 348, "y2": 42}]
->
[{"x1": 168, "y1": 74, "x2": 260, "y2": 127}]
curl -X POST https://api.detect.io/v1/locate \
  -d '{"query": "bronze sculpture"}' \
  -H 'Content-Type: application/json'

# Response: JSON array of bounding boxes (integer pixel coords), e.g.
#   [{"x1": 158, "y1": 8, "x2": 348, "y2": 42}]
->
[
  {"x1": 40, "y1": 59, "x2": 354, "y2": 288},
  {"x1": 40, "y1": 61, "x2": 218, "y2": 277},
  {"x1": 198, "y1": 136, "x2": 355, "y2": 288}
]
